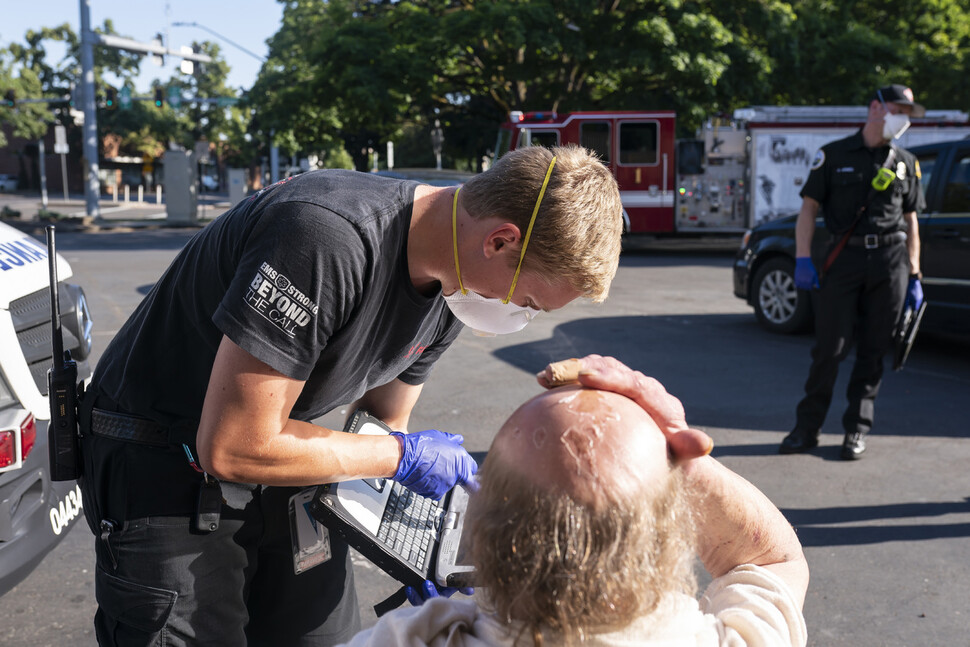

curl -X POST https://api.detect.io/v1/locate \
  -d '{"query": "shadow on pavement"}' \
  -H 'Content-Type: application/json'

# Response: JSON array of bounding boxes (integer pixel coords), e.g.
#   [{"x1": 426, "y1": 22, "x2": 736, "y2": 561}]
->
[
  {"x1": 493, "y1": 315, "x2": 970, "y2": 439},
  {"x1": 783, "y1": 498, "x2": 970, "y2": 546}
]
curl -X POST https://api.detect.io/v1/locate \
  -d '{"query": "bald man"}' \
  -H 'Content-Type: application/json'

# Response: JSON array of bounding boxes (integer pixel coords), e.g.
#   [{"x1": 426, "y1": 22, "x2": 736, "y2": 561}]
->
[{"x1": 341, "y1": 356, "x2": 809, "y2": 646}]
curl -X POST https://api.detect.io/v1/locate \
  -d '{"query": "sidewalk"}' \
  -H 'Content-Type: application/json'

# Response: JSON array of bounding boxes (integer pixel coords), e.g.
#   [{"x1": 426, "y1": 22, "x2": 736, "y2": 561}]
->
[{"x1": 0, "y1": 190, "x2": 234, "y2": 233}]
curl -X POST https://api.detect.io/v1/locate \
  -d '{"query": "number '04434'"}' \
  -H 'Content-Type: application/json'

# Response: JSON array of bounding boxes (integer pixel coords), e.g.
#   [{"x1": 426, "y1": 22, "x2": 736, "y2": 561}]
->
[{"x1": 49, "y1": 485, "x2": 83, "y2": 536}]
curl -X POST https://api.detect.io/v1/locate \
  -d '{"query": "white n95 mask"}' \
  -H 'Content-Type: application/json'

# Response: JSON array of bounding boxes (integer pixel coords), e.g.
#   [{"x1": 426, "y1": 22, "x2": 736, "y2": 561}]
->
[
  {"x1": 442, "y1": 289, "x2": 540, "y2": 337},
  {"x1": 883, "y1": 112, "x2": 911, "y2": 140}
]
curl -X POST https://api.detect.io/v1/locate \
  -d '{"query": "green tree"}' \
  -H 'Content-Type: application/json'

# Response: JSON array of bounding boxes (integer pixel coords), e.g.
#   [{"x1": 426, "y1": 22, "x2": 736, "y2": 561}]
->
[
  {"x1": 248, "y1": 0, "x2": 348, "y2": 167},
  {"x1": 0, "y1": 52, "x2": 52, "y2": 147},
  {"x1": 776, "y1": 0, "x2": 970, "y2": 110},
  {"x1": 248, "y1": 0, "x2": 970, "y2": 166},
  {"x1": 249, "y1": 0, "x2": 798, "y2": 167}
]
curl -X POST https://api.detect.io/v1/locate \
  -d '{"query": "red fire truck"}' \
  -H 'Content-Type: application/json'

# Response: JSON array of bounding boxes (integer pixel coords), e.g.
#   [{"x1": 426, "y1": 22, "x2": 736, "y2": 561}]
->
[{"x1": 494, "y1": 108, "x2": 970, "y2": 235}]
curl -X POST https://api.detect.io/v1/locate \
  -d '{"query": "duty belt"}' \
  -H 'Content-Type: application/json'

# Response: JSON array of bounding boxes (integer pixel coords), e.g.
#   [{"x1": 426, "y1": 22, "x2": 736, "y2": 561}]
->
[
  {"x1": 91, "y1": 408, "x2": 195, "y2": 447},
  {"x1": 842, "y1": 231, "x2": 907, "y2": 249}
]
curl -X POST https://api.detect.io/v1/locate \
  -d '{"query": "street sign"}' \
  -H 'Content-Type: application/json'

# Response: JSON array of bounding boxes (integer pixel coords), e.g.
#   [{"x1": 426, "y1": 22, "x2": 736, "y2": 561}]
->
[
  {"x1": 180, "y1": 46, "x2": 194, "y2": 75},
  {"x1": 119, "y1": 86, "x2": 132, "y2": 110},
  {"x1": 53, "y1": 125, "x2": 69, "y2": 155},
  {"x1": 167, "y1": 85, "x2": 181, "y2": 109},
  {"x1": 216, "y1": 97, "x2": 239, "y2": 107}
]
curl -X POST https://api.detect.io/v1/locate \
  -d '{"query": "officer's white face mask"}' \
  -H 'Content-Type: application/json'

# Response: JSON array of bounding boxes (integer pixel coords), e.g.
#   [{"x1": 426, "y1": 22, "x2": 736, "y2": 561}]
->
[
  {"x1": 879, "y1": 91, "x2": 911, "y2": 140},
  {"x1": 444, "y1": 157, "x2": 556, "y2": 337},
  {"x1": 883, "y1": 112, "x2": 911, "y2": 140}
]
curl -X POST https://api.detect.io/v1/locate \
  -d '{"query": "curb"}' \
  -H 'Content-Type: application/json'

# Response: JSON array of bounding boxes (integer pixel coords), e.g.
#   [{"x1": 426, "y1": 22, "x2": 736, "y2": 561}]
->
[{"x1": 0, "y1": 217, "x2": 209, "y2": 235}]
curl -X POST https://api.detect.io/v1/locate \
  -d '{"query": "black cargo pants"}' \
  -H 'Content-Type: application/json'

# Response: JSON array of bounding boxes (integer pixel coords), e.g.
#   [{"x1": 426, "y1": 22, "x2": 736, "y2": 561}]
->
[
  {"x1": 77, "y1": 392, "x2": 361, "y2": 646},
  {"x1": 794, "y1": 240, "x2": 908, "y2": 437}
]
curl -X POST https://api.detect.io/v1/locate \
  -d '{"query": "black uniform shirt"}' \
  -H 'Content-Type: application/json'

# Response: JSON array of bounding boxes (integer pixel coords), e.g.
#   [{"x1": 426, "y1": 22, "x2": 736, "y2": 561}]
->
[
  {"x1": 91, "y1": 170, "x2": 463, "y2": 429},
  {"x1": 800, "y1": 130, "x2": 925, "y2": 235}
]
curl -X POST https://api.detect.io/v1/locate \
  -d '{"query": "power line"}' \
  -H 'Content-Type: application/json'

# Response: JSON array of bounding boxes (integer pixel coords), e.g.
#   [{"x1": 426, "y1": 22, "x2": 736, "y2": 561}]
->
[{"x1": 172, "y1": 21, "x2": 267, "y2": 63}]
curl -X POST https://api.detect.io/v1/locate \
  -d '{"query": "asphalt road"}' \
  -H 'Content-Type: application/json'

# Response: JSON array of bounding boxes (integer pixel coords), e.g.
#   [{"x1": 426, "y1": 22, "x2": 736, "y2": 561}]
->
[{"x1": 1, "y1": 228, "x2": 968, "y2": 646}]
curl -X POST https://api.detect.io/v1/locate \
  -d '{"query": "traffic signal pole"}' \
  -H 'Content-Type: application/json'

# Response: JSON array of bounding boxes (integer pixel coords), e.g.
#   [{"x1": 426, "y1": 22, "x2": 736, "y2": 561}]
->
[
  {"x1": 77, "y1": 0, "x2": 213, "y2": 219},
  {"x1": 79, "y1": 0, "x2": 101, "y2": 218}
]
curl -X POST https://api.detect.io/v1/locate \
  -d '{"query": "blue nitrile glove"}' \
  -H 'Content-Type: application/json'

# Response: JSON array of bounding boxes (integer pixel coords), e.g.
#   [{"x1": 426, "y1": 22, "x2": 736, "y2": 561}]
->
[
  {"x1": 390, "y1": 430, "x2": 478, "y2": 500},
  {"x1": 794, "y1": 257, "x2": 820, "y2": 290},
  {"x1": 405, "y1": 579, "x2": 475, "y2": 607},
  {"x1": 905, "y1": 277, "x2": 924, "y2": 310}
]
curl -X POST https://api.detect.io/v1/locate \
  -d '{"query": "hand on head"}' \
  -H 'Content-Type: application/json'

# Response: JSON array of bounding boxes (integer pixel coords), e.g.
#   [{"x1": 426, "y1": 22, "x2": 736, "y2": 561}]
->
[{"x1": 537, "y1": 354, "x2": 713, "y2": 462}]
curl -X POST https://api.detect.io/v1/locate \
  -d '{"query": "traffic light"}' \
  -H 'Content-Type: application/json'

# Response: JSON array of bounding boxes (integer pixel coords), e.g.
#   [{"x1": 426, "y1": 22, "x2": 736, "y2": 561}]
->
[
  {"x1": 154, "y1": 88, "x2": 164, "y2": 107},
  {"x1": 105, "y1": 87, "x2": 116, "y2": 108},
  {"x1": 2, "y1": 89, "x2": 14, "y2": 107}
]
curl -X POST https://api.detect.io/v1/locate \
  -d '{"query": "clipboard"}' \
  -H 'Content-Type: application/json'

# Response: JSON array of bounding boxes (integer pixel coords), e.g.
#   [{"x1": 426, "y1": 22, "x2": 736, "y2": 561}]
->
[{"x1": 893, "y1": 300, "x2": 927, "y2": 371}]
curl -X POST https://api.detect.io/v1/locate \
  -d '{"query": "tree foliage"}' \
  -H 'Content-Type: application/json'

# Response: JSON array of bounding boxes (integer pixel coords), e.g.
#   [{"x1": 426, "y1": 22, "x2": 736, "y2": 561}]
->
[
  {"x1": 245, "y1": 0, "x2": 970, "y2": 168},
  {"x1": 6, "y1": 0, "x2": 970, "y2": 170}
]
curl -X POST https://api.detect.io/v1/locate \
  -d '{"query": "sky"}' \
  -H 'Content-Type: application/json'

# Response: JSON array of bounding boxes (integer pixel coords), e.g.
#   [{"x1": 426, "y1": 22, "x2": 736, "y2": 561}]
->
[{"x1": 1, "y1": 0, "x2": 284, "y2": 93}]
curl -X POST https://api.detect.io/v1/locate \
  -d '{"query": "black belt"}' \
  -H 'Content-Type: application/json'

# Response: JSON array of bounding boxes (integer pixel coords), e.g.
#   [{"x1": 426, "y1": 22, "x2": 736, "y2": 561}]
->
[
  {"x1": 91, "y1": 408, "x2": 193, "y2": 447},
  {"x1": 843, "y1": 231, "x2": 907, "y2": 249}
]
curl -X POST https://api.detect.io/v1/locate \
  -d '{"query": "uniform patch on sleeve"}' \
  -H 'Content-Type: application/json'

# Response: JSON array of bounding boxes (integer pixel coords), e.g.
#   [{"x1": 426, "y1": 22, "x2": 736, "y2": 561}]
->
[
  {"x1": 915, "y1": 160, "x2": 922, "y2": 179},
  {"x1": 810, "y1": 149, "x2": 825, "y2": 171},
  {"x1": 245, "y1": 261, "x2": 319, "y2": 337}
]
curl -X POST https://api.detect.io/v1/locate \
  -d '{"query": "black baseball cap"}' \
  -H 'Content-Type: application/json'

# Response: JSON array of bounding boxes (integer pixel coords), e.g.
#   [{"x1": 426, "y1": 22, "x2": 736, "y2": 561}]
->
[{"x1": 875, "y1": 84, "x2": 926, "y2": 117}]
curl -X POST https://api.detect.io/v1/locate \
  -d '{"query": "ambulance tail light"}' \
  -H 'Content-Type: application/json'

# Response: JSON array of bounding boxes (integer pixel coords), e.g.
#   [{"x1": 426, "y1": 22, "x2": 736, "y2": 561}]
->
[
  {"x1": 0, "y1": 413, "x2": 36, "y2": 470},
  {"x1": 509, "y1": 111, "x2": 524, "y2": 122}
]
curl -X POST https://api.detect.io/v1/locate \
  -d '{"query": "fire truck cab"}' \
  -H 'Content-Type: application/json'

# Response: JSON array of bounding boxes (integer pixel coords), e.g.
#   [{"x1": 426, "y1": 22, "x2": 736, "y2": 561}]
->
[{"x1": 495, "y1": 110, "x2": 678, "y2": 234}]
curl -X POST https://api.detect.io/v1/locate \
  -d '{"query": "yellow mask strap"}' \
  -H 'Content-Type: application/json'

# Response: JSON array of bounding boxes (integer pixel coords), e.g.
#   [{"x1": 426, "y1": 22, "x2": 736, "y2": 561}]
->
[
  {"x1": 503, "y1": 155, "x2": 557, "y2": 304},
  {"x1": 452, "y1": 186, "x2": 467, "y2": 295}
]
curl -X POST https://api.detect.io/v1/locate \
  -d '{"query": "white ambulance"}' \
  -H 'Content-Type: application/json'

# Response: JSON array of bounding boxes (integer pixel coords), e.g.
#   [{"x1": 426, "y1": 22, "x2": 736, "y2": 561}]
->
[{"x1": 0, "y1": 220, "x2": 91, "y2": 595}]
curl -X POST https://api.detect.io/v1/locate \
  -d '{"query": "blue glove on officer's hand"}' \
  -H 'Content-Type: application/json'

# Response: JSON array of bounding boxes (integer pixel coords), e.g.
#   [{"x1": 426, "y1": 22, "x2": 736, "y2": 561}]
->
[
  {"x1": 405, "y1": 579, "x2": 475, "y2": 607},
  {"x1": 794, "y1": 257, "x2": 820, "y2": 290},
  {"x1": 390, "y1": 430, "x2": 477, "y2": 500},
  {"x1": 905, "y1": 277, "x2": 924, "y2": 310}
]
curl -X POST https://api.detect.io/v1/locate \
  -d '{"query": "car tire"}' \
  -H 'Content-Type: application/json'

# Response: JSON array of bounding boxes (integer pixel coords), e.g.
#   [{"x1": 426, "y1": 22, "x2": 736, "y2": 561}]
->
[{"x1": 751, "y1": 256, "x2": 813, "y2": 334}]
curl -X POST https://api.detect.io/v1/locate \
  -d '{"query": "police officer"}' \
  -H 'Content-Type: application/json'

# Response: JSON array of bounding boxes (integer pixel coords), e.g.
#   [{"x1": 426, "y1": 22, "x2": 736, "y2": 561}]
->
[{"x1": 780, "y1": 85, "x2": 925, "y2": 460}]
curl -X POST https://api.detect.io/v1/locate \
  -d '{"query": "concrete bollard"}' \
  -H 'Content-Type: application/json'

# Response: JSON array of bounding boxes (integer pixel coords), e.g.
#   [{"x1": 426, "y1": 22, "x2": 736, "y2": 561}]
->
[
  {"x1": 138, "y1": 185, "x2": 144, "y2": 203},
  {"x1": 112, "y1": 186, "x2": 118, "y2": 203},
  {"x1": 124, "y1": 185, "x2": 130, "y2": 202},
  {"x1": 157, "y1": 185, "x2": 162, "y2": 204}
]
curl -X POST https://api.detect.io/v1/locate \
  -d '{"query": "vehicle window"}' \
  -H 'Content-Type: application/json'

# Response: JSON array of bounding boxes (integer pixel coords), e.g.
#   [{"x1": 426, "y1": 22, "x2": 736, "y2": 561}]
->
[
  {"x1": 580, "y1": 122, "x2": 611, "y2": 163},
  {"x1": 529, "y1": 130, "x2": 559, "y2": 148},
  {"x1": 941, "y1": 151, "x2": 970, "y2": 213},
  {"x1": 619, "y1": 122, "x2": 658, "y2": 165},
  {"x1": 494, "y1": 128, "x2": 512, "y2": 158},
  {"x1": 916, "y1": 153, "x2": 937, "y2": 195},
  {"x1": 0, "y1": 372, "x2": 15, "y2": 410}
]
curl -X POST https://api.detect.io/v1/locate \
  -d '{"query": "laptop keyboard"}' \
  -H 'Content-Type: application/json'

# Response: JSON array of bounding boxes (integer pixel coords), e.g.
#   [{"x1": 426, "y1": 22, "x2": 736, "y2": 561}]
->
[{"x1": 376, "y1": 481, "x2": 441, "y2": 569}]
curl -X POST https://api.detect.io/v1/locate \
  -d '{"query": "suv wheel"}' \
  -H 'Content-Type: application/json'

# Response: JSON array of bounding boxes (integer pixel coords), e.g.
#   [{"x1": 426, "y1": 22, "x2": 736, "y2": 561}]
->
[{"x1": 752, "y1": 257, "x2": 813, "y2": 333}]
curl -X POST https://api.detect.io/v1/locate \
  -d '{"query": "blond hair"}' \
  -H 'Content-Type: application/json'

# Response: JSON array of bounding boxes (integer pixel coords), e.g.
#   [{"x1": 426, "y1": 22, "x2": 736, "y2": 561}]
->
[
  {"x1": 467, "y1": 456, "x2": 696, "y2": 646},
  {"x1": 461, "y1": 145, "x2": 623, "y2": 302}
]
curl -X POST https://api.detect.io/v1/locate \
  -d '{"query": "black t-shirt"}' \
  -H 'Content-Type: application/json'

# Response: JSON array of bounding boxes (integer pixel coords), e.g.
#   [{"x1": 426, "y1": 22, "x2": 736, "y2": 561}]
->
[
  {"x1": 800, "y1": 130, "x2": 925, "y2": 235},
  {"x1": 92, "y1": 170, "x2": 462, "y2": 429}
]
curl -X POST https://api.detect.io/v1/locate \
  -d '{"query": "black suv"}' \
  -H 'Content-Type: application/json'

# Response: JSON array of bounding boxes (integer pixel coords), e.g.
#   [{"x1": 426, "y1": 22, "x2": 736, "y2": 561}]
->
[{"x1": 734, "y1": 137, "x2": 970, "y2": 337}]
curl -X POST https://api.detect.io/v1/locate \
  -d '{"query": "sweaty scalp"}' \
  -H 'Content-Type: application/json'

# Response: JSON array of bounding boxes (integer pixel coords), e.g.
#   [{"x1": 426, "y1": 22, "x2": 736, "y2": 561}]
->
[{"x1": 492, "y1": 386, "x2": 670, "y2": 509}]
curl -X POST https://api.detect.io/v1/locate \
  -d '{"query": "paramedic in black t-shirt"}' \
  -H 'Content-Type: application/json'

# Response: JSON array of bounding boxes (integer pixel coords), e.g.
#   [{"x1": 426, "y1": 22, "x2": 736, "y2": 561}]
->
[
  {"x1": 78, "y1": 145, "x2": 623, "y2": 646},
  {"x1": 779, "y1": 85, "x2": 926, "y2": 460}
]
